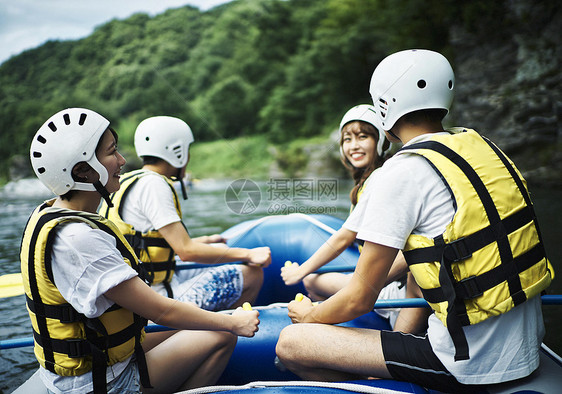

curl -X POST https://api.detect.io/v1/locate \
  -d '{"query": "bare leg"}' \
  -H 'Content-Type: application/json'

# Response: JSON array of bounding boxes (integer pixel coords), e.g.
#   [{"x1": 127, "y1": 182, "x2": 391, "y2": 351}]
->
[
  {"x1": 392, "y1": 272, "x2": 430, "y2": 334},
  {"x1": 143, "y1": 330, "x2": 236, "y2": 393},
  {"x1": 229, "y1": 264, "x2": 263, "y2": 308},
  {"x1": 303, "y1": 273, "x2": 351, "y2": 301},
  {"x1": 142, "y1": 330, "x2": 177, "y2": 352},
  {"x1": 276, "y1": 323, "x2": 392, "y2": 381}
]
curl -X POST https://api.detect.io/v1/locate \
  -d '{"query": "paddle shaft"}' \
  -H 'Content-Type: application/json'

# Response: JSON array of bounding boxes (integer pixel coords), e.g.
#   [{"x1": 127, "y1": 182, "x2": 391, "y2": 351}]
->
[{"x1": 0, "y1": 259, "x2": 352, "y2": 299}]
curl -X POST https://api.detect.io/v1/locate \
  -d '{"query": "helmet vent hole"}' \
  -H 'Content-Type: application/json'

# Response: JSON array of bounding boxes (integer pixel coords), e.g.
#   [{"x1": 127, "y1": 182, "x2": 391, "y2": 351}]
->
[
  {"x1": 172, "y1": 145, "x2": 182, "y2": 159},
  {"x1": 33, "y1": 151, "x2": 42, "y2": 158},
  {"x1": 448, "y1": 80, "x2": 453, "y2": 89},
  {"x1": 417, "y1": 80, "x2": 426, "y2": 89},
  {"x1": 63, "y1": 114, "x2": 71, "y2": 125},
  {"x1": 48, "y1": 122, "x2": 57, "y2": 132},
  {"x1": 79, "y1": 113, "x2": 87, "y2": 125},
  {"x1": 37, "y1": 135, "x2": 47, "y2": 144},
  {"x1": 38, "y1": 167, "x2": 45, "y2": 174}
]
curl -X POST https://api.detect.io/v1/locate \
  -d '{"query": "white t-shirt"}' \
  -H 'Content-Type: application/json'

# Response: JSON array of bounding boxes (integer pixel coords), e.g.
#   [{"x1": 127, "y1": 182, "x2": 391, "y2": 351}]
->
[
  {"x1": 351, "y1": 174, "x2": 406, "y2": 328},
  {"x1": 121, "y1": 171, "x2": 188, "y2": 297},
  {"x1": 39, "y1": 221, "x2": 139, "y2": 394},
  {"x1": 121, "y1": 171, "x2": 182, "y2": 233},
  {"x1": 344, "y1": 132, "x2": 544, "y2": 385}
]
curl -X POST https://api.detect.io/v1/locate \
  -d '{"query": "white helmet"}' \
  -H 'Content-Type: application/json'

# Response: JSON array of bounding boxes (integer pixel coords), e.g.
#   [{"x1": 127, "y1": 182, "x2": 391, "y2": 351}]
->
[
  {"x1": 339, "y1": 104, "x2": 389, "y2": 157},
  {"x1": 30, "y1": 108, "x2": 110, "y2": 196},
  {"x1": 369, "y1": 49, "x2": 455, "y2": 131},
  {"x1": 134, "y1": 116, "x2": 194, "y2": 168}
]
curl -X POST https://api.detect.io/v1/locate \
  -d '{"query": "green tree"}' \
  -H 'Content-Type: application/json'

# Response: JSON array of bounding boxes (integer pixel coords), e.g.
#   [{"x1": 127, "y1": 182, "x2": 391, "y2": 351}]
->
[{"x1": 0, "y1": 0, "x2": 527, "y2": 181}]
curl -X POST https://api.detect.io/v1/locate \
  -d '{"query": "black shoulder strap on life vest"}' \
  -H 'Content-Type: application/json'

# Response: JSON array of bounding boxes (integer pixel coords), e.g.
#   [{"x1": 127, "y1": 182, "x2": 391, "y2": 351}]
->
[
  {"x1": 481, "y1": 136, "x2": 551, "y2": 275},
  {"x1": 400, "y1": 139, "x2": 541, "y2": 361},
  {"x1": 100, "y1": 170, "x2": 142, "y2": 218},
  {"x1": 25, "y1": 210, "x2": 81, "y2": 377},
  {"x1": 79, "y1": 218, "x2": 153, "y2": 389},
  {"x1": 104, "y1": 171, "x2": 177, "y2": 294},
  {"x1": 24, "y1": 210, "x2": 152, "y2": 392}
]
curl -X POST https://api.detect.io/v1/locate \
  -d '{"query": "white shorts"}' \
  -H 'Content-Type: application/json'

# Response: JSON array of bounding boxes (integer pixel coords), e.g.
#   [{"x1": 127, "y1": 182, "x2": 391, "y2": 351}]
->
[{"x1": 374, "y1": 279, "x2": 407, "y2": 328}]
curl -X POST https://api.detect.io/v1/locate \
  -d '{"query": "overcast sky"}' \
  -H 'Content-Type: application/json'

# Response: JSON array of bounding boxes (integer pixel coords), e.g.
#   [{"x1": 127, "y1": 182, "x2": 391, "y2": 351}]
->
[{"x1": 0, "y1": 0, "x2": 232, "y2": 65}]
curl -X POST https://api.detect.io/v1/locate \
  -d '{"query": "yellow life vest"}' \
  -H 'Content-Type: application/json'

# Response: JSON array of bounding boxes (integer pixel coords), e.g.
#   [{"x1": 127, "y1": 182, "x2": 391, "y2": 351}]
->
[
  {"x1": 100, "y1": 169, "x2": 183, "y2": 295},
  {"x1": 401, "y1": 129, "x2": 553, "y2": 361},
  {"x1": 20, "y1": 200, "x2": 151, "y2": 392}
]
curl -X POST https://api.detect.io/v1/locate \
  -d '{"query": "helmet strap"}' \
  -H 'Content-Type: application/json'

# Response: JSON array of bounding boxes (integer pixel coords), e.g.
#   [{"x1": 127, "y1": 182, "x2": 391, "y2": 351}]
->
[
  {"x1": 386, "y1": 129, "x2": 401, "y2": 142},
  {"x1": 93, "y1": 180, "x2": 114, "y2": 208},
  {"x1": 173, "y1": 168, "x2": 188, "y2": 200}
]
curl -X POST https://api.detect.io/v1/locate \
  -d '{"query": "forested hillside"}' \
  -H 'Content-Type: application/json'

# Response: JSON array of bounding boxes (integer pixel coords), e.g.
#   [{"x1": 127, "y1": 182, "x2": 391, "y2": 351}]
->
[{"x1": 0, "y1": 0, "x2": 560, "y2": 184}]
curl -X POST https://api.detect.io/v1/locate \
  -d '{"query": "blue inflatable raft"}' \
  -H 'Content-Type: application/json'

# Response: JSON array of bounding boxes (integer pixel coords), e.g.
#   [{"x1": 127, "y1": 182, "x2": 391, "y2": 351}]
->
[
  {"x1": 10, "y1": 214, "x2": 562, "y2": 393},
  {"x1": 224, "y1": 213, "x2": 360, "y2": 305}
]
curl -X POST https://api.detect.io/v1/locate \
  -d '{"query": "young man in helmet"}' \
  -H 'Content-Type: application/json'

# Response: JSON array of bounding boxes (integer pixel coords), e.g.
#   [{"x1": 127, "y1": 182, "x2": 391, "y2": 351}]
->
[
  {"x1": 101, "y1": 116, "x2": 270, "y2": 311},
  {"x1": 276, "y1": 49, "x2": 553, "y2": 391},
  {"x1": 23, "y1": 108, "x2": 260, "y2": 393}
]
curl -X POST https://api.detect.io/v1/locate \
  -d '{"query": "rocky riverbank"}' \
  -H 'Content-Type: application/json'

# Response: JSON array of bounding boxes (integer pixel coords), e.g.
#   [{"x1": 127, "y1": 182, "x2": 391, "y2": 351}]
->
[{"x1": 448, "y1": 0, "x2": 561, "y2": 188}]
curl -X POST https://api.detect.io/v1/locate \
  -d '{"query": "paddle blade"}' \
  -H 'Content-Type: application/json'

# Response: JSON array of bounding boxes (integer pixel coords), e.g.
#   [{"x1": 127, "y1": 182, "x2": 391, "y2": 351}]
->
[{"x1": 0, "y1": 273, "x2": 25, "y2": 298}]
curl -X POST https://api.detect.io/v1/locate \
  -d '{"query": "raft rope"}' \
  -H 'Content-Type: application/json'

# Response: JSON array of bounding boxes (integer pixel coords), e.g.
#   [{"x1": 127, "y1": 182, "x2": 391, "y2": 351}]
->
[
  {"x1": 291, "y1": 213, "x2": 339, "y2": 235},
  {"x1": 174, "y1": 213, "x2": 348, "y2": 272},
  {"x1": 179, "y1": 380, "x2": 404, "y2": 394},
  {"x1": 221, "y1": 213, "x2": 339, "y2": 241}
]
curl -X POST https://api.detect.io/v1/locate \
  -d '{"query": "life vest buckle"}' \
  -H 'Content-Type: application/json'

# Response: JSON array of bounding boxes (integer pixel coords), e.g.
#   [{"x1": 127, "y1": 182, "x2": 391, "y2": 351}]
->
[
  {"x1": 458, "y1": 276, "x2": 483, "y2": 299},
  {"x1": 60, "y1": 305, "x2": 79, "y2": 323},
  {"x1": 126, "y1": 232, "x2": 145, "y2": 250},
  {"x1": 66, "y1": 338, "x2": 88, "y2": 358},
  {"x1": 444, "y1": 238, "x2": 472, "y2": 262},
  {"x1": 138, "y1": 264, "x2": 155, "y2": 284}
]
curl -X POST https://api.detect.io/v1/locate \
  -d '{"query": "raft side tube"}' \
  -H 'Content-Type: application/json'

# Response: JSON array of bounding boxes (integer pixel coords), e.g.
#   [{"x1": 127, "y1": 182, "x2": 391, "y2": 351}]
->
[{"x1": 217, "y1": 305, "x2": 392, "y2": 385}]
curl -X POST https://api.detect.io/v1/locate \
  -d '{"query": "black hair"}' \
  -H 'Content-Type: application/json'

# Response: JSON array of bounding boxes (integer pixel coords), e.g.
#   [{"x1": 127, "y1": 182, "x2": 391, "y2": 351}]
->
[
  {"x1": 141, "y1": 156, "x2": 165, "y2": 166},
  {"x1": 397, "y1": 109, "x2": 447, "y2": 126},
  {"x1": 60, "y1": 127, "x2": 118, "y2": 201}
]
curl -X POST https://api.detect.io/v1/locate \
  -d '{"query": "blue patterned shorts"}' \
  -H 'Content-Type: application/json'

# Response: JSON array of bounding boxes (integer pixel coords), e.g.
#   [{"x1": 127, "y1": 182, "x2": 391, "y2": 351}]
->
[{"x1": 171, "y1": 265, "x2": 243, "y2": 311}]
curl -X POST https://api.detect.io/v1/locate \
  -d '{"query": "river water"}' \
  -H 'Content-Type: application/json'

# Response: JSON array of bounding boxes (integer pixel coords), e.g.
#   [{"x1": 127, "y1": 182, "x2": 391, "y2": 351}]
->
[{"x1": 0, "y1": 178, "x2": 560, "y2": 393}]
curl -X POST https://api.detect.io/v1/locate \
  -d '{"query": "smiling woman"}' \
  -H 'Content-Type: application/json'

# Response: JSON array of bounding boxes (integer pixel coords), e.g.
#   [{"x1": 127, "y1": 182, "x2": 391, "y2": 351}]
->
[
  {"x1": 279, "y1": 104, "x2": 405, "y2": 317},
  {"x1": 18, "y1": 107, "x2": 261, "y2": 393}
]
